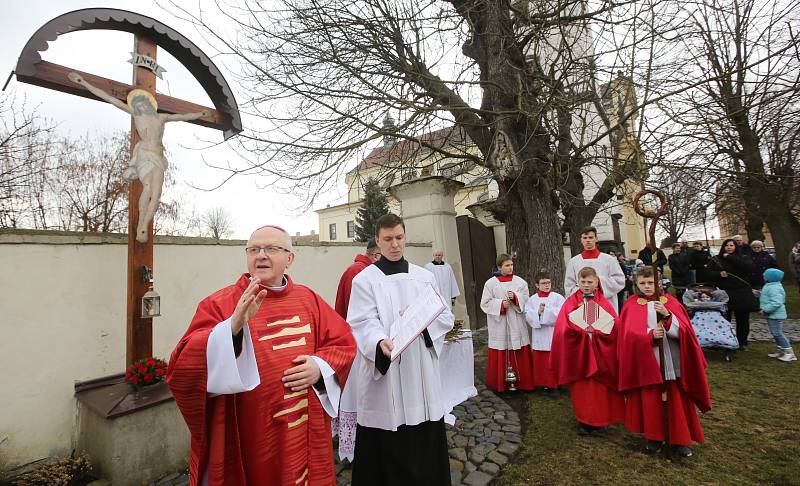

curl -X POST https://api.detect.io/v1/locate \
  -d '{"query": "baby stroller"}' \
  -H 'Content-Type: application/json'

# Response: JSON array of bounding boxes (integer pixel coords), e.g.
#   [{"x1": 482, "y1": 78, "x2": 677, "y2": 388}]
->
[{"x1": 683, "y1": 283, "x2": 739, "y2": 361}]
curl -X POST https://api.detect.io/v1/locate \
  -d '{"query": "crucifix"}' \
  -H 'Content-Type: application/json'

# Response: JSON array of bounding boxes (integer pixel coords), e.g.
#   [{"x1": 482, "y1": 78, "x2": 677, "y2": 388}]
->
[{"x1": 14, "y1": 9, "x2": 242, "y2": 367}]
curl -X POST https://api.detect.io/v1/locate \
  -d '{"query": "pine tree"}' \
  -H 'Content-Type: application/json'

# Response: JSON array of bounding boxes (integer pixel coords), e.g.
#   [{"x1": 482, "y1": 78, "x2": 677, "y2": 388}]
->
[{"x1": 354, "y1": 178, "x2": 390, "y2": 242}]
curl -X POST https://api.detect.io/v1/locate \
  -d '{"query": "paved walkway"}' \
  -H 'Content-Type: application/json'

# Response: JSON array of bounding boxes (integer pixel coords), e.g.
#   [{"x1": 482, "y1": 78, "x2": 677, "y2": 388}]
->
[{"x1": 746, "y1": 317, "x2": 800, "y2": 341}]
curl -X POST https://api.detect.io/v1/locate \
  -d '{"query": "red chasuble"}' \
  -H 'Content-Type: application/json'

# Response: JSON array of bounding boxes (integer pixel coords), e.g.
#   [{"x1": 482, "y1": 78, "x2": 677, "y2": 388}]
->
[
  {"x1": 334, "y1": 254, "x2": 373, "y2": 318},
  {"x1": 550, "y1": 291, "x2": 624, "y2": 426},
  {"x1": 167, "y1": 274, "x2": 356, "y2": 486},
  {"x1": 618, "y1": 294, "x2": 711, "y2": 444}
]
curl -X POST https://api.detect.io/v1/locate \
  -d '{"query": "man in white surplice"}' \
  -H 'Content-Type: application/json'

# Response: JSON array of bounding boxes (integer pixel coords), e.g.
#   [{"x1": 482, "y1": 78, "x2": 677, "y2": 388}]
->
[
  {"x1": 564, "y1": 226, "x2": 626, "y2": 313},
  {"x1": 424, "y1": 249, "x2": 461, "y2": 308},
  {"x1": 346, "y1": 213, "x2": 454, "y2": 486}
]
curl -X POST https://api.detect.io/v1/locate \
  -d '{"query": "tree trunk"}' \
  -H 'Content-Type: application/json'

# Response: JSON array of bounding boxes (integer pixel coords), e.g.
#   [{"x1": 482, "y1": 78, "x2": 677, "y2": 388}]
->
[
  {"x1": 498, "y1": 173, "x2": 566, "y2": 294},
  {"x1": 563, "y1": 206, "x2": 595, "y2": 256},
  {"x1": 757, "y1": 189, "x2": 800, "y2": 271}
]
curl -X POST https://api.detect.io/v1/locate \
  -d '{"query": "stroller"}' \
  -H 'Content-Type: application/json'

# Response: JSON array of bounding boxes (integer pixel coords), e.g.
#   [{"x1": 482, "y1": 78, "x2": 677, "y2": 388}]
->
[{"x1": 683, "y1": 283, "x2": 739, "y2": 361}]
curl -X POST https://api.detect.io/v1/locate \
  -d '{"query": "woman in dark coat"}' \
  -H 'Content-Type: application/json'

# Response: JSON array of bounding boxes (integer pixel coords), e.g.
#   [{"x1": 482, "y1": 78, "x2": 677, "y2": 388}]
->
[
  {"x1": 748, "y1": 240, "x2": 778, "y2": 289},
  {"x1": 709, "y1": 239, "x2": 758, "y2": 349},
  {"x1": 668, "y1": 243, "x2": 692, "y2": 302}
]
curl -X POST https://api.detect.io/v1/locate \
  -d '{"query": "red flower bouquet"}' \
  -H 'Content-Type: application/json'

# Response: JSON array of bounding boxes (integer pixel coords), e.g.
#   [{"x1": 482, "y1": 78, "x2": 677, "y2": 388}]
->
[{"x1": 125, "y1": 357, "x2": 168, "y2": 388}]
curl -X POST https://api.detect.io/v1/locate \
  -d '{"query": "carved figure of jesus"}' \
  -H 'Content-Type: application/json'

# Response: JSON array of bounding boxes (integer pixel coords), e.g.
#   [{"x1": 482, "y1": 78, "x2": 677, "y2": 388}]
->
[{"x1": 68, "y1": 72, "x2": 208, "y2": 243}]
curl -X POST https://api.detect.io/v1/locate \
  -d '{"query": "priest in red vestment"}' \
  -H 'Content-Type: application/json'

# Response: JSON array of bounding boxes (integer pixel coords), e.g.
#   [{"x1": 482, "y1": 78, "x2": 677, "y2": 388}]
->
[
  {"x1": 167, "y1": 225, "x2": 356, "y2": 486},
  {"x1": 618, "y1": 266, "x2": 711, "y2": 457},
  {"x1": 550, "y1": 267, "x2": 625, "y2": 434},
  {"x1": 334, "y1": 238, "x2": 380, "y2": 318}
]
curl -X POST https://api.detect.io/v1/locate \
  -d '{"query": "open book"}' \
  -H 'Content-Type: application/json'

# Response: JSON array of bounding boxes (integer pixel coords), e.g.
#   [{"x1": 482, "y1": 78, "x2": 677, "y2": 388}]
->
[{"x1": 389, "y1": 284, "x2": 447, "y2": 361}]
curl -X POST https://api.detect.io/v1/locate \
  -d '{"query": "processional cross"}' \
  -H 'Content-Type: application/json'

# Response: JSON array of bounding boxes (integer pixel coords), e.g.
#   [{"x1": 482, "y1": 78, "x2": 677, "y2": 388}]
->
[{"x1": 13, "y1": 9, "x2": 242, "y2": 367}]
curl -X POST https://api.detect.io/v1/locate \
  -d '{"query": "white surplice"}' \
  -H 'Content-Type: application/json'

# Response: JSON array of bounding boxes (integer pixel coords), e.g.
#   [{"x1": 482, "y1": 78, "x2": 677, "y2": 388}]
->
[
  {"x1": 480, "y1": 276, "x2": 530, "y2": 350},
  {"x1": 524, "y1": 292, "x2": 566, "y2": 351},
  {"x1": 645, "y1": 301, "x2": 682, "y2": 380},
  {"x1": 563, "y1": 253, "x2": 626, "y2": 313},
  {"x1": 346, "y1": 263, "x2": 455, "y2": 431},
  {"x1": 423, "y1": 262, "x2": 461, "y2": 302}
]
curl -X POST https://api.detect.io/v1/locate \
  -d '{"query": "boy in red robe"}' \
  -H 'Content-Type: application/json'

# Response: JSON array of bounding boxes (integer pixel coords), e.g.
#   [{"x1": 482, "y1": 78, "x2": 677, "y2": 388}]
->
[
  {"x1": 334, "y1": 238, "x2": 381, "y2": 318},
  {"x1": 167, "y1": 225, "x2": 356, "y2": 486},
  {"x1": 618, "y1": 266, "x2": 711, "y2": 457},
  {"x1": 550, "y1": 267, "x2": 625, "y2": 434}
]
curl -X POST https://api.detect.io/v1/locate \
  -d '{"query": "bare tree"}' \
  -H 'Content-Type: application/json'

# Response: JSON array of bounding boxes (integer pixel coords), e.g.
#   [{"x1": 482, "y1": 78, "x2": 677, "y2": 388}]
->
[
  {"x1": 656, "y1": 0, "x2": 800, "y2": 269},
  {"x1": 162, "y1": 0, "x2": 677, "y2": 288},
  {"x1": 200, "y1": 206, "x2": 234, "y2": 239},
  {"x1": 650, "y1": 166, "x2": 713, "y2": 245},
  {"x1": 0, "y1": 92, "x2": 58, "y2": 228},
  {"x1": 49, "y1": 134, "x2": 130, "y2": 233},
  {"x1": 0, "y1": 116, "x2": 199, "y2": 237}
]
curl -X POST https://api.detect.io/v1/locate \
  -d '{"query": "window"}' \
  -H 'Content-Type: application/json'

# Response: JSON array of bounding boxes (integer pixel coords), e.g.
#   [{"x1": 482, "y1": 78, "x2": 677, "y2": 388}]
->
[
  {"x1": 347, "y1": 220, "x2": 355, "y2": 238},
  {"x1": 329, "y1": 223, "x2": 337, "y2": 240}
]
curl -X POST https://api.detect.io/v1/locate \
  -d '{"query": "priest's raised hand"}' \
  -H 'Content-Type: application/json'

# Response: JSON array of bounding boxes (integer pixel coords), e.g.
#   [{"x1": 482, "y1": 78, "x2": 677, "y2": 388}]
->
[{"x1": 230, "y1": 277, "x2": 268, "y2": 335}]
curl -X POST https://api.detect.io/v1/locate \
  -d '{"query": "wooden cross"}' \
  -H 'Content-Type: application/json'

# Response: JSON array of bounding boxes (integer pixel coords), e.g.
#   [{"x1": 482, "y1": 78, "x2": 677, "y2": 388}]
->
[{"x1": 17, "y1": 34, "x2": 230, "y2": 367}]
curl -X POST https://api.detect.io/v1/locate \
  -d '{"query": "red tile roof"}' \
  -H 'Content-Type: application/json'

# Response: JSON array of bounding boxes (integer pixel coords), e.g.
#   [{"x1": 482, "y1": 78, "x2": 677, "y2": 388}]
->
[{"x1": 351, "y1": 125, "x2": 471, "y2": 173}]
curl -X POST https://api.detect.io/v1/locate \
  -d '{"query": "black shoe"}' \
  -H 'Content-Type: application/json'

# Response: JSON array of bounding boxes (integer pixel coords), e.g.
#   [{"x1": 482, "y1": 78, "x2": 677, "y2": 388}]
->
[
  {"x1": 578, "y1": 423, "x2": 603, "y2": 435},
  {"x1": 674, "y1": 445, "x2": 693, "y2": 457},
  {"x1": 644, "y1": 440, "x2": 663, "y2": 453},
  {"x1": 544, "y1": 387, "x2": 560, "y2": 398}
]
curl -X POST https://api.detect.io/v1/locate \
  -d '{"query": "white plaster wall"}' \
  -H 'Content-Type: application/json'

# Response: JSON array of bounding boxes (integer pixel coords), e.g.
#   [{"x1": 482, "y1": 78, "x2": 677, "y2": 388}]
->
[{"x1": 0, "y1": 232, "x2": 431, "y2": 470}]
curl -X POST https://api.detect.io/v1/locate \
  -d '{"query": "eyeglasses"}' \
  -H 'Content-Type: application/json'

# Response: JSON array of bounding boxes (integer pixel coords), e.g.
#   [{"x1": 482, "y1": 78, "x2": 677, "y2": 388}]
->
[{"x1": 245, "y1": 245, "x2": 290, "y2": 256}]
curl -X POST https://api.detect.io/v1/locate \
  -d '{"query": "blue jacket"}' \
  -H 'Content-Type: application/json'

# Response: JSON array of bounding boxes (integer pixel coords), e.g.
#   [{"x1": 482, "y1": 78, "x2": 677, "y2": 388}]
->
[{"x1": 760, "y1": 269, "x2": 787, "y2": 320}]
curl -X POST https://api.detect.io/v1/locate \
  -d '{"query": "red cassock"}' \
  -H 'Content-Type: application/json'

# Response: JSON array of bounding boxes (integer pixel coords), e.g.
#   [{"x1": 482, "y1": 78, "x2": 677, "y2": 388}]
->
[
  {"x1": 334, "y1": 254, "x2": 372, "y2": 318},
  {"x1": 532, "y1": 350, "x2": 557, "y2": 389},
  {"x1": 486, "y1": 347, "x2": 535, "y2": 392},
  {"x1": 167, "y1": 274, "x2": 356, "y2": 486},
  {"x1": 550, "y1": 291, "x2": 625, "y2": 426},
  {"x1": 618, "y1": 294, "x2": 711, "y2": 445}
]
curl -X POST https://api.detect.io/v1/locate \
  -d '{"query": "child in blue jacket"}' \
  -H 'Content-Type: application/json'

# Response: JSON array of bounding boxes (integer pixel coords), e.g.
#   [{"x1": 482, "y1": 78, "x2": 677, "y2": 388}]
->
[{"x1": 760, "y1": 269, "x2": 796, "y2": 362}]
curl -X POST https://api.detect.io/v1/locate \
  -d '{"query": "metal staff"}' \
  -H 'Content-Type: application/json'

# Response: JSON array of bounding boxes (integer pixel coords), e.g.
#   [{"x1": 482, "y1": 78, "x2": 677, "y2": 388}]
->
[{"x1": 633, "y1": 189, "x2": 671, "y2": 459}]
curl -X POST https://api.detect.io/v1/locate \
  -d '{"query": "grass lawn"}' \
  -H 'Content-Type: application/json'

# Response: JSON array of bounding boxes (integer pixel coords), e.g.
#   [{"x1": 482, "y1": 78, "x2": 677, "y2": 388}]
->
[{"x1": 494, "y1": 343, "x2": 800, "y2": 485}]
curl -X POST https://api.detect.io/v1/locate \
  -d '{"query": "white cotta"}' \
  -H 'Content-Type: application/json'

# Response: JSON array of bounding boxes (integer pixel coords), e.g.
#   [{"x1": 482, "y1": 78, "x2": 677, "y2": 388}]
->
[
  {"x1": 645, "y1": 301, "x2": 683, "y2": 380},
  {"x1": 480, "y1": 276, "x2": 530, "y2": 350},
  {"x1": 346, "y1": 264, "x2": 454, "y2": 431},
  {"x1": 563, "y1": 253, "x2": 626, "y2": 313},
  {"x1": 423, "y1": 262, "x2": 461, "y2": 301},
  {"x1": 524, "y1": 292, "x2": 566, "y2": 351}
]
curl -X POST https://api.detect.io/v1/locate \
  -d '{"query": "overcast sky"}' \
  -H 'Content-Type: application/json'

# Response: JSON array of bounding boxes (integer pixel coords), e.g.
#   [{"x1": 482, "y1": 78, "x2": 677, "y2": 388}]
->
[
  {"x1": 2, "y1": 1, "x2": 726, "y2": 245},
  {"x1": 1, "y1": 0, "x2": 341, "y2": 238}
]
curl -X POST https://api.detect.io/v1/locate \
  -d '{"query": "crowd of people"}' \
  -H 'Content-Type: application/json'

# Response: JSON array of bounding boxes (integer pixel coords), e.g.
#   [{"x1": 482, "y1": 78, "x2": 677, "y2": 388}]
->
[
  {"x1": 480, "y1": 227, "x2": 796, "y2": 458},
  {"x1": 161, "y1": 216, "x2": 795, "y2": 485},
  {"x1": 482, "y1": 226, "x2": 710, "y2": 457}
]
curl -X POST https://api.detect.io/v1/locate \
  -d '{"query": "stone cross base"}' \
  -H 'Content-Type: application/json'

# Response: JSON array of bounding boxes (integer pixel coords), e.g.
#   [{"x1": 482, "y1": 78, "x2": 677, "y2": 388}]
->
[{"x1": 75, "y1": 380, "x2": 189, "y2": 485}]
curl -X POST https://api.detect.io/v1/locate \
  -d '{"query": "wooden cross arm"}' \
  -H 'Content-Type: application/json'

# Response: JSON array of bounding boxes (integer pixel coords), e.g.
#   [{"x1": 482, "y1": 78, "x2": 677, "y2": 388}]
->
[{"x1": 16, "y1": 61, "x2": 231, "y2": 132}]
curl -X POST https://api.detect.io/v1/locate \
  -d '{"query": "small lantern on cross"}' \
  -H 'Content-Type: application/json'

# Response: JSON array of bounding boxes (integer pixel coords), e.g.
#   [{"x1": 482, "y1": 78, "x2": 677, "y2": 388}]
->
[{"x1": 139, "y1": 265, "x2": 161, "y2": 318}]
